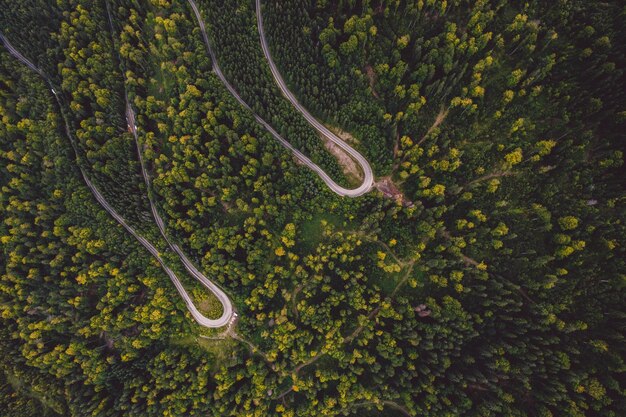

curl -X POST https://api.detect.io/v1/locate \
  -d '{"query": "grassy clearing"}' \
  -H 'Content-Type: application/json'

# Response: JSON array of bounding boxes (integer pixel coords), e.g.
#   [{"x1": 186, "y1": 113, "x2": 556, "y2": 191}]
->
[
  {"x1": 4, "y1": 371, "x2": 64, "y2": 415},
  {"x1": 299, "y1": 213, "x2": 345, "y2": 252},
  {"x1": 170, "y1": 335, "x2": 238, "y2": 372},
  {"x1": 363, "y1": 238, "x2": 424, "y2": 298},
  {"x1": 145, "y1": 56, "x2": 176, "y2": 103},
  {"x1": 378, "y1": 269, "x2": 405, "y2": 296},
  {"x1": 367, "y1": 260, "x2": 407, "y2": 297}
]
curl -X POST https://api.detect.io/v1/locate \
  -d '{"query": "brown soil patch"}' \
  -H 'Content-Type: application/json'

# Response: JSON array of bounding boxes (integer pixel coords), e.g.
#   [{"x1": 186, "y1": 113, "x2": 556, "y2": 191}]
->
[
  {"x1": 393, "y1": 130, "x2": 400, "y2": 158},
  {"x1": 322, "y1": 135, "x2": 363, "y2": 184},
  {"x1": 365, "y1": 64, "x2": 380, "y2": 98},
  {"x1": 375, "y1": 176, "x2": 414, "y2": 207}
]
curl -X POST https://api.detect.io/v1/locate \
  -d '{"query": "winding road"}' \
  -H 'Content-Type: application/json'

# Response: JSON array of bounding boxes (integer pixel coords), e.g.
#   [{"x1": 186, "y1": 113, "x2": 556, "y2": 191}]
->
[
  {"x1": 187, "y1": 0, "x2": 373, "y2": 197},
  {"x1": 1, "y1": 0, "x2": 375, "y2": 328},
  {"x1": 106, "y1": 0, "x2": 234, "y2": 327},
  {"x1": 126, "y1": 102, "x2": 234, "y2": 328},
  {"x1": 0, "y1": 32, "x2": 233, "y2": 329},
  {"x1": 255, "y1": 0, "x2": 373, "y2": 196}
]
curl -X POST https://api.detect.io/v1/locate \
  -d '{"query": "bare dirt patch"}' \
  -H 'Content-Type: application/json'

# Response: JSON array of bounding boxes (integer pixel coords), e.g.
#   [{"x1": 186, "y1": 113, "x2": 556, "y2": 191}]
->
[
  {"x1": 365, "y1": 64, "x2": 380, "y2": 98},
  {"x1": 375, "y1": 176, "x2": 414, "y2": 207},
  {"x1": 322, "y1": 135, "x2": 364, "y2": 184}
]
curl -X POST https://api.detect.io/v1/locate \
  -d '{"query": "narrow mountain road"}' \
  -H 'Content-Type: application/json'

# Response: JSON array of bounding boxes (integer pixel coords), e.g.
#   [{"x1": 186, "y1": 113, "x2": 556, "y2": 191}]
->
[
  {"x1": 255, "y1": 0, "x2": 373, "y2": 196},
  {"x1": 106, "y1": 0, "x2": 234, "y2": 327},
  {"x1": 126, "y1": 101, "x2": 234, "y2": 328},
  {"x1": 187, "y1": 0, "x2": 373, "y2": 197},
  {"x1": 0, "y1": 32, "x2": 233, "y2": 329},
  {"x1": 2, "y1": 0, "x2": 378, "y2": 328}
]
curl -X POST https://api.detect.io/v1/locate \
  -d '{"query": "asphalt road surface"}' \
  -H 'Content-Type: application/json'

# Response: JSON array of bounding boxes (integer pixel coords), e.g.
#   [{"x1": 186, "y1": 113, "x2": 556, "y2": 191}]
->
[
  {"x1": 187, "y1": 0, "x2": 374, "y2": 197},
  {"x1": 255, "y1": 0, "x2": 373, "y2": 197},
  {"x1": 1, "y1": 32, "x2": 234, "y2": 329},
  {"x1": 126, "y1": 101, "x2": 234, "y2": 328},
  {"x1": 2, "y1": 0, "x2": 378, "y2": 328}
]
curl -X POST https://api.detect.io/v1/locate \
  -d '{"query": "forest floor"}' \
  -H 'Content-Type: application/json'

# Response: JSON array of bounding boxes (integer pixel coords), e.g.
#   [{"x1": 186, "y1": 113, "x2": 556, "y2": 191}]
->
[{"x1": 390, "y1": 105, "x2": 449, "y2": 177}]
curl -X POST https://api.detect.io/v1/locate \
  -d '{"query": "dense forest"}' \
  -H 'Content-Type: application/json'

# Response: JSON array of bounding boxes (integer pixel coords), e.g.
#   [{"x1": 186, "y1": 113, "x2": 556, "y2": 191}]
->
[{"x1": 1, "y1": 0, "x2": 624, "y2": 416}]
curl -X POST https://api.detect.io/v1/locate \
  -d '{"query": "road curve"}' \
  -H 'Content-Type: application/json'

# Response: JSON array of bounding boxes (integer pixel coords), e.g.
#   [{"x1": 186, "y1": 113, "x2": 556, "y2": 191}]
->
[
  {"x1": 105, "y1": 0, "x2": 233, "y2": 327},
  {"x1": 126, "y1": 102, "x2": 234, "y2": 327},
  {"x1": 187, "y1": 0, "x2": 373, "y2": 197},
  {"x1": 255, "y1": 0, "x2": 373, "y2": 197},
  {"x1": 0, "y1": 32, "x2": 232, "y2": 328}
]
